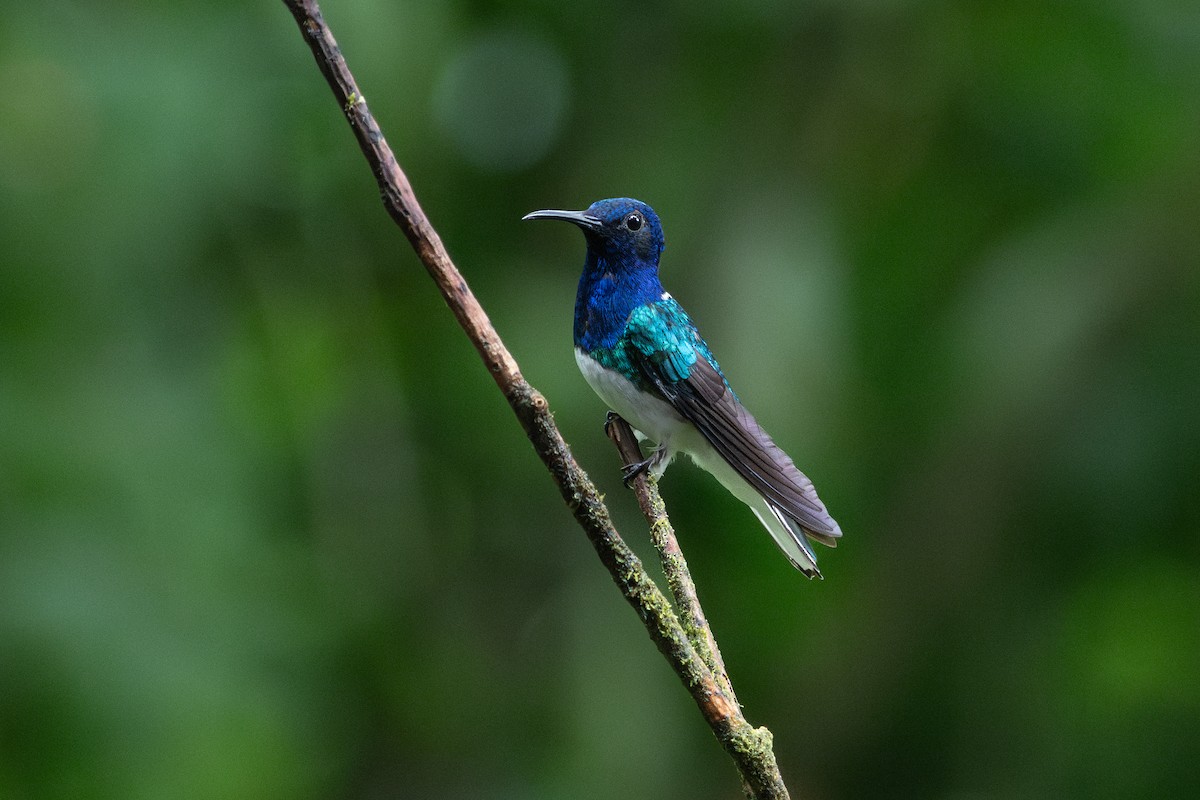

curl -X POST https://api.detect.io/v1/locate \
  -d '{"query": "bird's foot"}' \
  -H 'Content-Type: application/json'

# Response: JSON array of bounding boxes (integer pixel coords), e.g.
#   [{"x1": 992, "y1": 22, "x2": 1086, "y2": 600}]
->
[
  {"x1": 621, "y1": 457, "x2": 654, "y2": 487},
  {"x1": 603, "y1": 411, "x2": 621, "y2": 438},
  {"x1": 605, "y1": 412, "x2": 659, "y2": 486}
]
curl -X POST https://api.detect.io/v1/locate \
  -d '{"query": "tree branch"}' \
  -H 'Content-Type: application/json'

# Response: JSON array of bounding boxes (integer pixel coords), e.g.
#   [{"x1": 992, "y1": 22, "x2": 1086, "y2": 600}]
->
[
  {"x1": 281, "y1": 2, "x2": 790, "y2": 797},
  {"x1": 605, "y1": 413, "x2": 737, "y2": 703}
]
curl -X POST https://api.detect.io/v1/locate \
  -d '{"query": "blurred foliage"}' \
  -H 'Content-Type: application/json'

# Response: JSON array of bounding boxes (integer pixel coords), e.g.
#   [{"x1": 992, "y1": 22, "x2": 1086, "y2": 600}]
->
[{"x1": 1, "y1": 1, "x2": 1198, "y2": 798}]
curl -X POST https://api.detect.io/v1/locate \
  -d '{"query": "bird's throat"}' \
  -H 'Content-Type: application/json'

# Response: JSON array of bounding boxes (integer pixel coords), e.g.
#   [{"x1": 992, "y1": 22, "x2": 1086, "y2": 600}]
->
[{"x1": 574, "y1": 251, "x2": 663, "y2": 352}]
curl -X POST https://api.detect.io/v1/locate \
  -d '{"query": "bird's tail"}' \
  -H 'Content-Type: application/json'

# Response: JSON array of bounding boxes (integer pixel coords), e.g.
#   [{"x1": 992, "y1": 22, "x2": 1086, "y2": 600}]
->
[
  {"x1": 688, "y1": 443, "x2": 835, "y2": 578},
  {"x1": 747, "y1": 502, "x2": 821, "y2": 579}
]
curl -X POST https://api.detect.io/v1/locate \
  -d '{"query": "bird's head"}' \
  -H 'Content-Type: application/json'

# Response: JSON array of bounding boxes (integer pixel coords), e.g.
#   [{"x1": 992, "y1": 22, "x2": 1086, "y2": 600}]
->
[{"x1": 523, "y1": 198, "x2": 665, "y2": 265}]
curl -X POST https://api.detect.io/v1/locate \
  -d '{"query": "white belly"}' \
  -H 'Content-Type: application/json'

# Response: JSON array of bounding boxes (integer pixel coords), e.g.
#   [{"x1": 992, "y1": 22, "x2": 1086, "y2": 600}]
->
[{"x1": 574, "y1": 348, "x2": 688, "y2": 445}]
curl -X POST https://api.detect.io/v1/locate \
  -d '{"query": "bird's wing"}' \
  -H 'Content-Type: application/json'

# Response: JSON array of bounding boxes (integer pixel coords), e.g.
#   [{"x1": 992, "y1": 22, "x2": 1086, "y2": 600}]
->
[{"x1": 624, "y1": 301, "x2": 842, "y2": 543}]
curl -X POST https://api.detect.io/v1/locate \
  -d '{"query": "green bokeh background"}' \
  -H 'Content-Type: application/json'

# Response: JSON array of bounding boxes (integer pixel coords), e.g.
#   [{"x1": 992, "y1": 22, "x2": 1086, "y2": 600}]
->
[{"x1": 2, "y1": 2, "x2": 1198, "y2": 798}]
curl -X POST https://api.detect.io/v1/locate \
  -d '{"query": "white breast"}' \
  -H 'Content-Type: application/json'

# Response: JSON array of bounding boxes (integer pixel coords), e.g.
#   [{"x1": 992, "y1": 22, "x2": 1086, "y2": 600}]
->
[{"x1": 574, "y1": 348, "x2": 687, "y2": 445}]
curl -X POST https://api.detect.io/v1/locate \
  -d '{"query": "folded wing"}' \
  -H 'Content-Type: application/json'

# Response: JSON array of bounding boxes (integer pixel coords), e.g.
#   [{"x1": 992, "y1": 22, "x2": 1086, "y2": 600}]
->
[{"x1": 624, "y1": 300, "x2": 842, "y2": 547}]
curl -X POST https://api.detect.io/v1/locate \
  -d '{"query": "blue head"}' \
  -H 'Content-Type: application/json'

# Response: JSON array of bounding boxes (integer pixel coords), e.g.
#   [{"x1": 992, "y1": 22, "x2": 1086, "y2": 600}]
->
[
  {"x1": 524, "y1": 198, "x2": 668, "y2": 350},
  {"x1": 524, "y1": 197, "x2": 665, "y2": 263}
]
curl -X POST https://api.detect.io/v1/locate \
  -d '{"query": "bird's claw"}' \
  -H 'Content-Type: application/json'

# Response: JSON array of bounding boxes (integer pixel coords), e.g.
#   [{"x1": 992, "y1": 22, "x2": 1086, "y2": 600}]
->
[
  {"x1": 621, "y1": 457, "x2": 653, "y2": 487},
  {"x1": 605, "y1": 412, "x2": 651, "y2": 486},
  {"x1": 604, "y1": 411, "x2": 621, "y2": 438}
]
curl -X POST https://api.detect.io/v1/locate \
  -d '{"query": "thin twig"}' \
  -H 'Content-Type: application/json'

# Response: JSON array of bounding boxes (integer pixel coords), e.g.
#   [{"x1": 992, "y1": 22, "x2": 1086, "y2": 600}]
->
[
  {"x1": 281, "y1": 2, "x2": 790, "y2": 797},
  {"x1": 605, "y1": 413, "x2": 737, "y2": 702}
]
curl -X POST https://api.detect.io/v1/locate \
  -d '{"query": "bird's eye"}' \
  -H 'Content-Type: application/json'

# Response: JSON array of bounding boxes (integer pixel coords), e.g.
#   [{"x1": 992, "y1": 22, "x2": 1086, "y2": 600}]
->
[{"x1": 625, "y1": 213, "x2": 643, "y2": 231}]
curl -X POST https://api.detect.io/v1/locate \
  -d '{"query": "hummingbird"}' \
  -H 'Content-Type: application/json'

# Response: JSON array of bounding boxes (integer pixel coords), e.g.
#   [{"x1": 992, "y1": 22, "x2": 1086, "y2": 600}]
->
[{"x1": 523, "y1": 198, "x2": 842, "y2": 578}]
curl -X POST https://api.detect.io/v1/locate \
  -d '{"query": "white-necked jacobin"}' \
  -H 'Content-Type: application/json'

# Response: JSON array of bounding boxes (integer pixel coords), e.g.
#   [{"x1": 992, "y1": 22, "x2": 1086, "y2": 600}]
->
[{"x1": 523, "y1": 198, "x2": 842, "y2": 578}]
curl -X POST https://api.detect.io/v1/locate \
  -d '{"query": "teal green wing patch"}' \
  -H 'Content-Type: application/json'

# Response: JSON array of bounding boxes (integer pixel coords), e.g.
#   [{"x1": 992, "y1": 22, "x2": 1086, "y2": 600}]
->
[{"x1": 624, "y1": 300, "x2": 701, "y2": 385}]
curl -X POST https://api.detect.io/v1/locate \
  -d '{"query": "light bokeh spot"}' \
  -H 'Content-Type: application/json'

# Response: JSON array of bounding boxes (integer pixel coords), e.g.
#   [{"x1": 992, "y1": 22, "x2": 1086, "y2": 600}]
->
[{"x1": 432, "y1": 29, "x2": 569, "y2": 172}]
